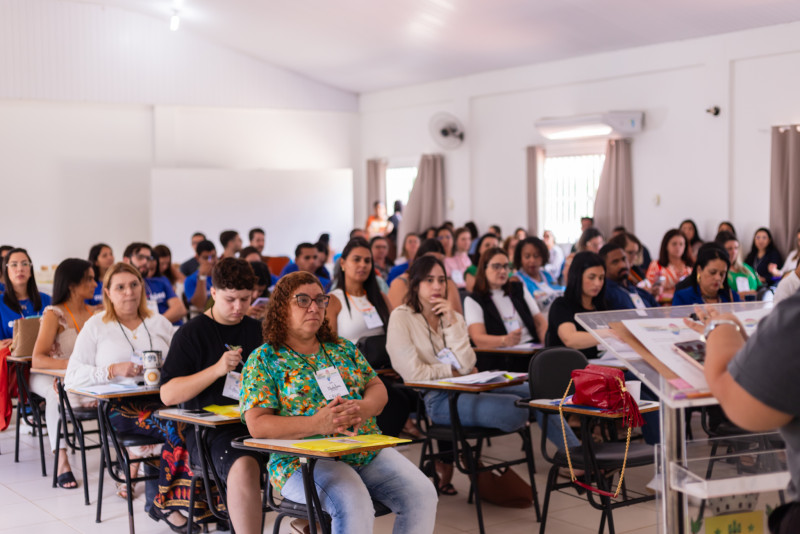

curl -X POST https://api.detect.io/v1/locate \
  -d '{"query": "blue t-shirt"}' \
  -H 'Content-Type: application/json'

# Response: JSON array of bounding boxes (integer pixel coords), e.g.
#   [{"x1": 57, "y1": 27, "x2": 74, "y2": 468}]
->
[
  {"x1": 184, "y1": 271, "x2": 212, "y2": 301},
  {"x1": 85, "y1": 281, "x2": 104, "y2": 306},
  {"x1": 605, "y1": 279, "x2": 658, "y2": 310},
  {"x1": 0, "y1": 293, "x2": 52, "y2": 339},
  {"x1": 146, "y1": 276, "x2": 177, "y2": 315},
  {"x1": 671, "y1": 285, "x2": 741, "y2": 306},
  {"x1": 279, "y1": 262, "x2": 330, "y2": 288},
  {"x1": 386, "y1": 263, "x2": 409, "y2": 285}
]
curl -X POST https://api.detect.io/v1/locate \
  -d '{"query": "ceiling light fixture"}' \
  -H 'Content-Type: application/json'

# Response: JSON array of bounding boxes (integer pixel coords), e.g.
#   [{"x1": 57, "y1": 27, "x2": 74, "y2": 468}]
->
[{"x1": 170, "y1": 11, "x2": 180, "y2": 31}]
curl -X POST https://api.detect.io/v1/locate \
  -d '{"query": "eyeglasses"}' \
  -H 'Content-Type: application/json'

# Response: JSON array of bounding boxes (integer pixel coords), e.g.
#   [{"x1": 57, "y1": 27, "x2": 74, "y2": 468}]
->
[
  {"x1": 111, "y1": 281, "x2": 141, "y2": 292},
  {"x1": 293, "y1": 294, "x2": 330, "y2": 309},
  {"x1": 7, "y1": 261, "x2": 31, "y2": 269},
  {"x1": 134, "y1": 254, "x2": 155, "y2": 262},
  {"x1": 488, "y1": 263, "x2": 510, "y2": 271}
]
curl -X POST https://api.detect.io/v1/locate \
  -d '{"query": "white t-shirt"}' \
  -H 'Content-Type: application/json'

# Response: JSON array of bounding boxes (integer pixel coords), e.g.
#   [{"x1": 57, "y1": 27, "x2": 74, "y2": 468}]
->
[
  {"x1": 463, "y1": 289, "x2": 541, "y2": 343},
  {"x1": 330, "y1": 289, "x2": 385, "y2": 343},
  {"x1": 65, "y1": 312, "x2": 174, "y2": 389}
]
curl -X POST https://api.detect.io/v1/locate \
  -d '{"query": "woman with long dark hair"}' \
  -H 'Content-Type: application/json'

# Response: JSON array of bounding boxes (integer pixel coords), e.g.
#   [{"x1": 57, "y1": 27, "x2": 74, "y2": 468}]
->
[
  {"x1": 680, "y1": 219, "x2": 703, "y2": 259},
  {"x1": 744, "y1": 227, "x2": 783, "y2": 286},
  {"x1": 513, "y1": 236, "x2": 563, "y2": 315},
  {"x1": 672, "y1": 243, "x2": 741, "y2": 305},
  {"x1": 645, "y1": 229, "x2": 693, "y2": 302},
  {"x1": 546, "y1": 251, "x2": 607, "y2": 360},
  {"x1": 327, "y1": 238, "x2": 392, "y2": 342},
  {"x1": 0, "y1": 248, "x2": 51, "y2": 341},
  {"x1": 31, "y1": 259, "x2": 96, "y2": 489},
  {"x1": 88, "y1": 243, "x2": 114, "y2": 307}
]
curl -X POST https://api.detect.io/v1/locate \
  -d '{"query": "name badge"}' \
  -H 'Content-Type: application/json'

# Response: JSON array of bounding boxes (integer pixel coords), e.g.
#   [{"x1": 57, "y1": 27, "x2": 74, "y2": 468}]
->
[
  {"x1": 436, "y1": 347, "x2": 461, "y2": 370},
  {"x1": 736, "y1": 277, "x2": 750, "y2": 293},
  {"x1": 503, "y1": 318, "x2": 521, "y2": 332},
  {"x1": 222, "y1": 371, "x2": 242, "y2": 400},
  {"x1": 628, "y1": 292, "x2": 647, "y2": 310},
  {"x1": 451, "y1": 270, "x2": 465, "y2": 286},
  {"x1": 146, "y1": 299, "x2": 159, "y2": 314},
  {"x1": 362, "y1": 307, "x2": 383, "y2": 329},
  {"x1": 315, "y1": 366, "x2": 349, "y2": 401},
  {"x1": 130, "y1": 352, "x2": 143, "y2": 366}
]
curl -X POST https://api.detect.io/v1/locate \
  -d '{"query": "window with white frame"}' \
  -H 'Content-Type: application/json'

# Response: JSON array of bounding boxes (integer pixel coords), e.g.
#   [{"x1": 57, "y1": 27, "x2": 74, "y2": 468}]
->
[
  {"x1": 540, "y1": 153, "x2": 605, "y2": 244},
  {"x1": 385, "y1": 166, "x2": 418, "y2": 210}
]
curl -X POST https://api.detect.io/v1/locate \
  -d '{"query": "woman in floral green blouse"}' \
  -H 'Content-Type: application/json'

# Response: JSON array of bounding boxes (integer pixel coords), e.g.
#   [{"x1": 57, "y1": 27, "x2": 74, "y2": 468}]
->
[{"x1": 240, "y1": 271, "x2": 436, "y2": 534}]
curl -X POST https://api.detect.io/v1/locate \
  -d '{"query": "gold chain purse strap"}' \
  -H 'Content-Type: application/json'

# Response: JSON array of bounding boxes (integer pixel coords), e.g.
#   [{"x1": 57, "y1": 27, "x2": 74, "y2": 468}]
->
[{"x1": 558, "y1": 375, "x2": 632, "y2": 498}]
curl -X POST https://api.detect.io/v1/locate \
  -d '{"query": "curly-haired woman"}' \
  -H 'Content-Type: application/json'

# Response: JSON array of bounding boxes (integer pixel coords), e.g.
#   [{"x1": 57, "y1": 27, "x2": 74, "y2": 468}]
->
[{"x1": 240, "y1": 271, "x2": 437, "y2": 534}]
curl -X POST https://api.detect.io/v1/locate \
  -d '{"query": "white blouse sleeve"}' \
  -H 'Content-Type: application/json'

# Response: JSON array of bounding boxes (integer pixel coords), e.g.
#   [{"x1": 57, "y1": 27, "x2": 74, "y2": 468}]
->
[
  {"x1": 462, "y1": 296, "x2": 485, "y2": 326},
  {"x1": 64, "y1": 316, "x2": 107, "y2": 389},
  {"x1": 522, "y1": 287, "x2": 542, "y2": 315}
]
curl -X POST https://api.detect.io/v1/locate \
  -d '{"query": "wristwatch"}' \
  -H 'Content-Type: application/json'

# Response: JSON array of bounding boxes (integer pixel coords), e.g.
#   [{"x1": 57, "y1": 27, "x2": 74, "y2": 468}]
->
[
  {"x1": 198, "y1": 275, "x2": 207, "y2": 281},
  {"x1": 701, "y1": 319, "x2": 740, "y2": 343}
]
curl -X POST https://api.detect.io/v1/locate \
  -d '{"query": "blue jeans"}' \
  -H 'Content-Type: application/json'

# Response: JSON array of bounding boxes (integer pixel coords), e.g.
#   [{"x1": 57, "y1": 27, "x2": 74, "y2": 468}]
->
[
  {"x1": 281, "y1": 448, "x2": 437, "y2": 534},
  {"x1": 423, "y1": 383, "x2": 580, "y2": 450}
]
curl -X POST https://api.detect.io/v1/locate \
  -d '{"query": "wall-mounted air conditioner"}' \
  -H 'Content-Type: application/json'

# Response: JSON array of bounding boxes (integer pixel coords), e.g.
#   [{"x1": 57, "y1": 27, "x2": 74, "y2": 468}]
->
[{"x1": 534, "y1": 111, "x2": 644, "y2": 140}]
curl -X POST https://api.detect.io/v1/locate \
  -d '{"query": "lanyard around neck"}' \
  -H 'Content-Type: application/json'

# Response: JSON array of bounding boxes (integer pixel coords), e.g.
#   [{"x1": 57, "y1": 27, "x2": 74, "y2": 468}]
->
[
  {"x1": 285, "y1": 339, "x2": 334, "y2": 373},
  {"x1": 117, "y1": 316, "x2": 153, "y2": 354},
  {"x1": 425, "y1": 315, "x2": 446, "y2": 355}
]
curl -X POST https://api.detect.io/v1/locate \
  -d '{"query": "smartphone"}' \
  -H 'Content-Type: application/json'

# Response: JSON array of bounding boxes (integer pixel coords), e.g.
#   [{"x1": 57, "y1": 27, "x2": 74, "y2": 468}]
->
[
  {"x1": 673, "y1": 340, "x2": 707, "y2": 369},
  {"x1": 252, "y1": 297, "x2": 270, "y2": 307}
]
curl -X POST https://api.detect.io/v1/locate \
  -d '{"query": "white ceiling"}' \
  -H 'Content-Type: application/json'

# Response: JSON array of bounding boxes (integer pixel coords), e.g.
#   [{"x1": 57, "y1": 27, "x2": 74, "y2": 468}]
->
[{"x1": 61, "y1": 0, "x2": 800, "y2": 93}]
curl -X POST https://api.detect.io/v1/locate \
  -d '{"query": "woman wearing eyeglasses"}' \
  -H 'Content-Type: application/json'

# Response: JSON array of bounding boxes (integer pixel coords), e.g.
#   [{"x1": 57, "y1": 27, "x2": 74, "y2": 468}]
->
[
  {"x1": 0, "y1": 248, "x2": 52, "y2": 344},
  {"x1": 65, "y1": 263, "x2": 201, "y2": 532},
  {"x1": 241, "y1": 271, "x2": 437, "y2": 534},
  {"x1": 464, "y1": 247, "x2": 547, "y2": 349}
]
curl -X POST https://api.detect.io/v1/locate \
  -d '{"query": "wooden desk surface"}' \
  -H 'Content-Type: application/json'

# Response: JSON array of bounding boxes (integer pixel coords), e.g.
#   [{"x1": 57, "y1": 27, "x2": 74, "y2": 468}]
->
[
  {"x1": 7, "y1": 355, "x2": 32, "y2": 364},
  {"x1": 403, "y1": 375, "x2": 526, "y2": 393},
  {"x1": 69, "y1": 385, "x2": 160, "y2": 400},
  {"x1": 528, "y1": 399, "x2": 660, "y2": 419},
  {"x1": 157, "y1": 408, "x2": 241, "y2": 427},
  {"x1": 31, "y1": 367, "x2": 66, "y2": 378},
  {"x1": 240, "y1": 437, "x2": 402, "y2": 458}
]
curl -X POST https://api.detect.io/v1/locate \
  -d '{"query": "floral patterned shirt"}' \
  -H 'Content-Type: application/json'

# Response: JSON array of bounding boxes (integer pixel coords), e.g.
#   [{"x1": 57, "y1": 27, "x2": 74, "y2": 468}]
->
[{"x1": 240, "y1": 338, "x2": 380, "y2": 491}]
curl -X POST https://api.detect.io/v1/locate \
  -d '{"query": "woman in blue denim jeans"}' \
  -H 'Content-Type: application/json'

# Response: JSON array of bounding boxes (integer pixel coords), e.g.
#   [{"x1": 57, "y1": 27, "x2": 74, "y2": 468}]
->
[{"x1": 241, "y1": 271, "x2": 437, "y2": 534}]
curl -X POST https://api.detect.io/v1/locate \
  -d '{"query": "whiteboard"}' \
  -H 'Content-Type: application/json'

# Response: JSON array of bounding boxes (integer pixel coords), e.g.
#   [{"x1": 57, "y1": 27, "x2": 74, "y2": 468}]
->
[{"x1": 150, "y1": 168, "x2": 353, "y2": 261}]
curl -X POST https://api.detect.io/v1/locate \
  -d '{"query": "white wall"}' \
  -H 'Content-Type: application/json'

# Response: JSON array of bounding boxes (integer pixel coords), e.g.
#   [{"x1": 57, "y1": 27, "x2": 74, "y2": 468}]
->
[
  {"x1": 360, "y1": 22, "x2": 800, "y2": 255},
  {"x1": 0, "y1": 101, "x2": 152, "y2": 267},
  {"x1": 0, "y1": 101, "x2": 359, "y2": 266},
  {"x1": 0, "y1": 1, "x2": 360, "y2": 267}
]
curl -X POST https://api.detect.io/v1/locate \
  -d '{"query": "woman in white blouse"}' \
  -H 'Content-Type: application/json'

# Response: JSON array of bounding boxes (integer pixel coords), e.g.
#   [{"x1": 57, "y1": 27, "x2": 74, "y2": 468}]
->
[
  {"x1": 65, "y1": 263, "x2": 200, "y2": 532},
  {"x1": 326, "y1": 238, "x2": 392, "y2": 343},
  {"x1": 463, "y1": 247, "x2": 579, "y2": 452}
]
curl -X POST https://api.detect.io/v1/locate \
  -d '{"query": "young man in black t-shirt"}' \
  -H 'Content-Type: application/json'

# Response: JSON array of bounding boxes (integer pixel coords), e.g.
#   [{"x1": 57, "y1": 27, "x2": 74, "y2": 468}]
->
[{"x1": 161, "y1": 258, "x2": 264, "y2": 534}]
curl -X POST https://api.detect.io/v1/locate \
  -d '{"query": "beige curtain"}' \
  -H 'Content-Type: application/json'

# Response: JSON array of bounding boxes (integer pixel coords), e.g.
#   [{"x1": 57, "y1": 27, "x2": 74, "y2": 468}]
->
[
  {"x1": 769, "y1": 125, "x2": 800, "y2": 255},
  {"x1": 366, "y1": 159, "x2": 388, "y2": 210},
  {"x1": 399, "y1": 154, "x2": 445, "y2": 246},
  {"x1": 593, "y1": 139, "x2": 633, "y2": 238},
  {"x1": 526, "y1": 146, "x2": 545, "y2": 236}
]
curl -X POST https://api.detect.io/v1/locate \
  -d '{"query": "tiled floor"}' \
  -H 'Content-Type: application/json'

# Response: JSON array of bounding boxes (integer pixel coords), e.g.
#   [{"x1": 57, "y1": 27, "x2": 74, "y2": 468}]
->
[{"x1": 1, "y1": 418, "x2": 660, "y2": 533}]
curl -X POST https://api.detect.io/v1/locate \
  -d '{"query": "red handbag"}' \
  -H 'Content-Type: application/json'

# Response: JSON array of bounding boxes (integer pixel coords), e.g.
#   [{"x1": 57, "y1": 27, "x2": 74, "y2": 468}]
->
[{"x1": 559, "y1": 364, "x2": 645, "y2": 498}]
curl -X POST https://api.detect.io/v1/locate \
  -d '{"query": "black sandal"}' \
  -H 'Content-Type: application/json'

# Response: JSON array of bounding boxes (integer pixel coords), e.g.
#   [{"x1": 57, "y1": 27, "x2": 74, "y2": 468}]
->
[
  {"x1": 57, "y1": 471, "x2": 78, "y2": 489},
  {"x1": 148, "y1": 507, "x2": 200, "y2": 534},
  {"x1": 438, "y1": 482, "x2": 458, "y2": 496}
]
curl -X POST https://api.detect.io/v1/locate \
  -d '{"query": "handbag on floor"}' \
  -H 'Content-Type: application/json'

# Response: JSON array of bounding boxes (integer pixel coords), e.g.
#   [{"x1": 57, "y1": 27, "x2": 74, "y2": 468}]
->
[
  {"x1": 476, "y1": 461, "x2": 533, "y2": 508},
  {"x1": 559, "y1": 364, "x2": 644, "y2": 498}
]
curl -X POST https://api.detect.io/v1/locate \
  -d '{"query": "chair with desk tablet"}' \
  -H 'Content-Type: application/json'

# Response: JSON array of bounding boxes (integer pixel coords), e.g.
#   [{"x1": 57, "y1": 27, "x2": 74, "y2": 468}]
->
[
  {"x1": 524, "y1": 347, "x2": 655, "y2": 534},
  {"x1": 9, "y1": 355, "x2": 48, "y2": 477}
]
